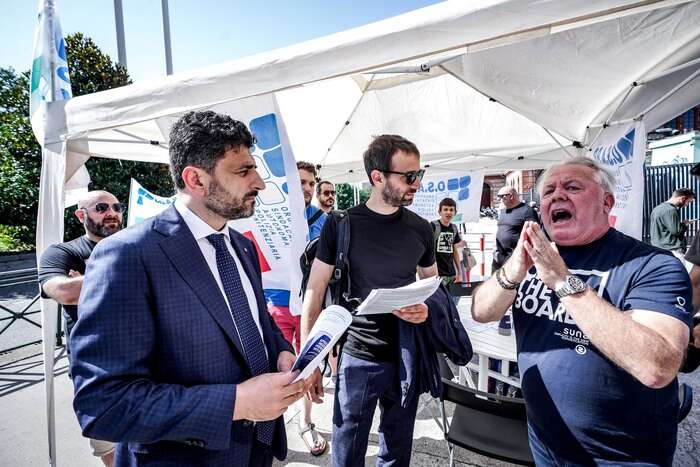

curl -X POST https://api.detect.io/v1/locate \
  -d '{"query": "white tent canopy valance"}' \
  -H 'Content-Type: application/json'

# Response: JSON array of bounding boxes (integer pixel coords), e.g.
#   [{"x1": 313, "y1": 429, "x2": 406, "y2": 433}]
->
[{"x1": 57, "y1": 0, "x2": 700, "y2": 184}]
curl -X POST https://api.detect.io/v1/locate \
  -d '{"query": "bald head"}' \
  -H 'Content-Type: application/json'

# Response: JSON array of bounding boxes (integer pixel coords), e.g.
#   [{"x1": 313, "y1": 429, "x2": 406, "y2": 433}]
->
[
  {"x1": 497, "y1": 186, "x2": 520, "y2": 209},
  {"x1": 75, "y1": 190, "x2": 124, "y2": 241}
]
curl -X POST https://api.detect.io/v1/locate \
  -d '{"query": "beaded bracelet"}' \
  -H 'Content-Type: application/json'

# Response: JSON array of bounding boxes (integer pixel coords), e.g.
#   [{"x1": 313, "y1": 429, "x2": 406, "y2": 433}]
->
[{"x1": 495, "y1": 268, "x2": 519, "y2": 290}]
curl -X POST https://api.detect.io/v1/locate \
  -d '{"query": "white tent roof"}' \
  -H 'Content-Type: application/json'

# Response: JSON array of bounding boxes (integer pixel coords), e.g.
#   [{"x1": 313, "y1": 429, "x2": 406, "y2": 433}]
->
[{"x1": 59, "y1": 0, "x2": 700, "y2": 182}]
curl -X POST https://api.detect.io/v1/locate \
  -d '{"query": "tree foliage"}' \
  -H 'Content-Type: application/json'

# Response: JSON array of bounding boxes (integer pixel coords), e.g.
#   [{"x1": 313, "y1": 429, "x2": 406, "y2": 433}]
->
[
  {"x1": 335, "y1": 183, "x2": 370, "y2": 210},
  {"x1": 0, "y1": 33, "x2": 173, "y2": 251}
]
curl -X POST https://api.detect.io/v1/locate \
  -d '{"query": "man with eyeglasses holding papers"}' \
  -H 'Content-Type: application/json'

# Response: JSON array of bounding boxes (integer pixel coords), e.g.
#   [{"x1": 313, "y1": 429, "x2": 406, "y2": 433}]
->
[
  {"x1": 38, "y1": 190, "x2": 125, "y2": 466},
  {"x1": 301, "y1": 134, "x2": 438, "y2": 466}
]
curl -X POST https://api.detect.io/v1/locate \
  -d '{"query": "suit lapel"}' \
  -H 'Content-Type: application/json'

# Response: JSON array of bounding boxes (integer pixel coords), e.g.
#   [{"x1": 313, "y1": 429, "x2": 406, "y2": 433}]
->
[{"x1": 156, "y1": 207, "x2": 248, "y2": 364}]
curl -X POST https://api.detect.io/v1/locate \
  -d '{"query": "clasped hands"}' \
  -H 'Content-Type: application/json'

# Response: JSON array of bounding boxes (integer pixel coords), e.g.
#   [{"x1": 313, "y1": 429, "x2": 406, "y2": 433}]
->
[{"x1": 503, "y1": 221, "x2": 569, "y2": 290}]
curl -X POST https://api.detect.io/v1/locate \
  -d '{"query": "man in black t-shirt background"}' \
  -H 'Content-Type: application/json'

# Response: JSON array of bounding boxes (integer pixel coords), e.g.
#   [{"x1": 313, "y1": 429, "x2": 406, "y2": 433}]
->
[
  {"x1": 300, "y1": 135, "x2": 438, "y2": 466},
  {"x1": 493, "y1": 186, "x2": 539, "y2": 271},
  {"x1": 38, "y1": 190, "x2": 124, "y2": 467}
]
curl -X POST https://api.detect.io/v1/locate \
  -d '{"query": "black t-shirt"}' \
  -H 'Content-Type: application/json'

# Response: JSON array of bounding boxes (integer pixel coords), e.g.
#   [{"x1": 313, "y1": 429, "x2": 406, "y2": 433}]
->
[
  {"x1": 38, "y1": 236, "x2": 96, "y2": 322},
  {"x1": 495, "y1": 202, "x2": 538, "y2": 267},
  {"x1": 316, "y1": 203, "x2": 435, "y2": 361},
  {"x1": 513, "y1": 228, "x2": 692, "y2": 464},
  {"x1": 432, "y1": 221, "x2": 461, "y2": 277}
]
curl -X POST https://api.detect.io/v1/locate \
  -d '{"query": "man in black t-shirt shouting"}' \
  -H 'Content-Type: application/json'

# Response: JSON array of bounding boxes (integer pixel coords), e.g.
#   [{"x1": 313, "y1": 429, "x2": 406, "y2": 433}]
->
[
  {"x1": 493, "y1": 186, "x2": 539, "y2": 271},
  {"x1": 300, "y1": 135, "x2": 438, "y2": 466},
  {"x1": 38, "y1": 190, "x2": 125, "y2": 467}
]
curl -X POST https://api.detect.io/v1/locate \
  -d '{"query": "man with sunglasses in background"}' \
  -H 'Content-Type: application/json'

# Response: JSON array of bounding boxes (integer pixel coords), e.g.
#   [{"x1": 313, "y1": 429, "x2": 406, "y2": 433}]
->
[
  {"x1": 38, "y1": 190, "x2": 124, "y2": 467},
  {"x1": 316, "y1": 180, "x2": 336, "y2": 214},
  {"x1": 493, "y1": 186, "x2": 539, "y2": 272},
  {"x1": 301, "y1": 134, "x2": 438, "y2": 466}
]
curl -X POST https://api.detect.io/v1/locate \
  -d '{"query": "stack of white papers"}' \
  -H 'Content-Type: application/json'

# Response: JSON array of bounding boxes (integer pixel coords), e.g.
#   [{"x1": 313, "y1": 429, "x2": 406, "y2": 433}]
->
[{"x1": 356, "y1": 276, "x2": 442, "y2": 316}]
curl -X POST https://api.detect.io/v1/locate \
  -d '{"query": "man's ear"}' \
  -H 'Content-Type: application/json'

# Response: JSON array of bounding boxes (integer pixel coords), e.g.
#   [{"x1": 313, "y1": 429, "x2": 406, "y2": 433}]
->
[
  {"x1": 75, "y1": 208, "x2": 85, "y2": 224},
  {"x1": 182, "y1": 166, "x2": 209, "y2": 197},
  {"x1": 603, "y1": 192, "x2": 615, "y2": 213},
  {"x1": 370, "y1": 169, "x2": 383, "y2": 186}
]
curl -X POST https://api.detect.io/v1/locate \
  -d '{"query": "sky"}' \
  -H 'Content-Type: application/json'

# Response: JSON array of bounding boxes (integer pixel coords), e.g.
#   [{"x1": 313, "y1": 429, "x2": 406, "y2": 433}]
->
[{"x1": 1, "y1": 0, "x2": 443, "y2": 83}]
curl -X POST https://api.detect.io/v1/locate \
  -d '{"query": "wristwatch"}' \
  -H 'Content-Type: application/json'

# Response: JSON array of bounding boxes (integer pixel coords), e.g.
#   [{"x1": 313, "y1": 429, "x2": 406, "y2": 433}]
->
[{"x1": 554, "y1": 275, "x2": 587, "y2": 298}]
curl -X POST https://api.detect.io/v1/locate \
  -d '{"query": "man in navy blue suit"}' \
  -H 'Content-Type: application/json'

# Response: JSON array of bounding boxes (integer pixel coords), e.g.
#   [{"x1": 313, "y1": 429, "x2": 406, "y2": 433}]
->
[{"x1": 70, "y1": 110, "x2": 306, "y2": 466}]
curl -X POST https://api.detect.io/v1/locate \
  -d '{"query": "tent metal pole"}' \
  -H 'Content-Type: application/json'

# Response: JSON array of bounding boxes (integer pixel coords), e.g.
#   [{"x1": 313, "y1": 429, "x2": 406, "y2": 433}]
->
[
  {"x1": 637, "y1": 56, "x2": 700, "y2": 85},
  {"x1": 370, "y1": 52, "x2": 465, "y2": 74},
  {"x1": 637, "y1": 66, "x2": 700, "y2": 119},
  {"x1": 586, "y1": 83, "x2": 637, "y2": 148},
  {"x1": 161, "y1": 0, "x2": 173, "y2": 75},
  {"x1": 321, "y1": 75, "x2": 375, "y2": 165},
  {"x1": 541, "y1": 127, "x2": 575, "y2": 158}
]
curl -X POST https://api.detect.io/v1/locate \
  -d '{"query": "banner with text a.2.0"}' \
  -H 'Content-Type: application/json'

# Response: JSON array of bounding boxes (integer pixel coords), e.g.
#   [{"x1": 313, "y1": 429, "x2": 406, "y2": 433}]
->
[{"x1": 408, "y1": 171, "x2": 485, "y2": 223}]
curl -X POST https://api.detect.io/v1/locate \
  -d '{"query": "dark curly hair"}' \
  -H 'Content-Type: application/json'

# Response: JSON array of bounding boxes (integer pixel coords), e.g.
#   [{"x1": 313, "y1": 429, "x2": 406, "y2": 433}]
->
[{"x1": 169, "y1": 110, "x2": 255, "y2": 190}]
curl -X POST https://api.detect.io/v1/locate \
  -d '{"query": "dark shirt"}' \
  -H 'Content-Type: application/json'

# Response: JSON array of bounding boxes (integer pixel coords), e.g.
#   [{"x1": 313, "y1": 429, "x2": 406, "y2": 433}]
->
[
  {"x1": 433, "y1": 221, "x2": 461, "y2": 277},
  {"x1": 685, "y1": 230, "x2": 700, "y2": 266},
  {"x1": 512, "y1": 228, "x2": 692, "y2": 465},
  {"x1": 38, "y1": 235, "x2": 96, "y2": 323},
  {"x1": 316, "y1": 203, "x2": 434, "y2": 362},
  {"x1": 650, "y1": 202, "x2": 685, "y2": 250},
  {"x1": 494, "y1": 202, "x2": 538, "y2": 268}
]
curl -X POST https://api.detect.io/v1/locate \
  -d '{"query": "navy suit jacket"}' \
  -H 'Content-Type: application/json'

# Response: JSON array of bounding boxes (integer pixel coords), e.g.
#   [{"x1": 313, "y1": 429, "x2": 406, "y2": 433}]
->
[{"x1": 71, "y1": 205, "x2": 294, "y2": 467}]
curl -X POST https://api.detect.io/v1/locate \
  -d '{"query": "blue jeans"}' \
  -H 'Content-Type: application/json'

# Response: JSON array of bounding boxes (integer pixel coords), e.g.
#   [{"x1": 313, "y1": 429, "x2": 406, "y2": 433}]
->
[{"x1": 332, "y1": 353, "x2": 419, "y2": 467}]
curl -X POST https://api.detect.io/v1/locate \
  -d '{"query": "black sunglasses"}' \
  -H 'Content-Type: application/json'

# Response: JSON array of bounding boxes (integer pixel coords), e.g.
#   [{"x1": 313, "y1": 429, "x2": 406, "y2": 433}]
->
[
  {"x1": 496, "y1": 194, "x2": 510, "y2": 199},
  {"x1": 91, "y1": 202, "x2": 126, "y2": 214},
  {"x1": 382, "y1": 169, "x2": 426, "y2": 185},
  {"x1": 322, "y1": 190, "x2": 336, "y2": 196}
]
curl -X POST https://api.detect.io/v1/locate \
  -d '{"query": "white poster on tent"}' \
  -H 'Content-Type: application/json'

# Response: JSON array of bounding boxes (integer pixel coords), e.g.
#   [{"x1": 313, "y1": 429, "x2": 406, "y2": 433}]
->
[
  {"x1": 214, "y1": 95, "x2": 307, "y2": 316},
  {"x1": 409, "y1": 171, "x2": 485, "y2": 223},
  {"x1": 127, "y1": 179, "x2": 176, "y2": 227},
  {"x1": 589, "y1": 121, "x2": 645, "y2": 239}
]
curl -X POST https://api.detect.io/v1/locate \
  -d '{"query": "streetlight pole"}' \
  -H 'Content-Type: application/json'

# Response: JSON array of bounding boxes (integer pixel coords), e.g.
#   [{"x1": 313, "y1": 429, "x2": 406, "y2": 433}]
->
[
  {"x1": 161, "y1": 0, "x2": 173, "y2": 75},
  {"x1": 113, "y1": 0, "x2": 127, "y2": 69}
]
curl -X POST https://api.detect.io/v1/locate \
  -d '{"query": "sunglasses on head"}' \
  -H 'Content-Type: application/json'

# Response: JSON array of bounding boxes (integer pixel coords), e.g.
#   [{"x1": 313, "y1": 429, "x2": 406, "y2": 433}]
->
[
  {"x1": 382, "y1": 169, "x2": 426, "y2": 185},
  {"x1": 91, "y1": 202, "x2": 126, "y2": 214},
  {"x1": 322, "y1": 190, "x2": 336, "y2": 196}
]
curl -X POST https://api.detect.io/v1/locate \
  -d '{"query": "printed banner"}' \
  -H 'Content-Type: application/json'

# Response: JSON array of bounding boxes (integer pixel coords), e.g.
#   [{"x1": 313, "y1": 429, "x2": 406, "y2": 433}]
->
[
  {"x1": 226, "y1": 97, "x2": 307, "y2": 316},
  {"x1": 409, "y1": 171, "x2": 485, "y2": 223},
  {"x1": 126, "y1": 179, "x2": 176, "y2": 227},
  {"x1": 589, "y1": 121, "x2": 646, "y2": 239}
]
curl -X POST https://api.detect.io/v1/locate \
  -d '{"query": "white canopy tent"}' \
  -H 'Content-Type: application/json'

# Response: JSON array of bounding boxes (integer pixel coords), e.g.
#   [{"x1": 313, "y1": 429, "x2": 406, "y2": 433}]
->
[{"x1": 37, "y1": 0, "x2": 700, "y2": 464}]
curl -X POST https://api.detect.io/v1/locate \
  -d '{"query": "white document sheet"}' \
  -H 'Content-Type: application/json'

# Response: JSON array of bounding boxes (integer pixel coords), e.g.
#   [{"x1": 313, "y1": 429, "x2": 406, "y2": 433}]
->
[
  {"x1": 355, "y1": 275, "x2": 441, "y2": 316},
  {"x1": 291, "y1": 305, "x2": 352, "y2": 382}
]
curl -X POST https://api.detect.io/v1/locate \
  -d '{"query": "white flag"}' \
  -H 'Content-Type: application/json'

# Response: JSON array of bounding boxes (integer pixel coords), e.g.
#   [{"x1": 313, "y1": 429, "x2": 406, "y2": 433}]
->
[{"x1": 30, "y1": 0, "x2": 72, "y2": 143}]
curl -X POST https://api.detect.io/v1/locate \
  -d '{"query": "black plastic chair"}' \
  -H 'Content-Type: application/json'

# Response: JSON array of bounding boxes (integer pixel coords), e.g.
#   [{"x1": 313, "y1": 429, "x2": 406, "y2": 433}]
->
[
  {"x1": 440, "y1": 378, "x2": 534, "y2": 466},
  {"x1": 678, "y1": 382, "x2": 693, "y2": 423}
]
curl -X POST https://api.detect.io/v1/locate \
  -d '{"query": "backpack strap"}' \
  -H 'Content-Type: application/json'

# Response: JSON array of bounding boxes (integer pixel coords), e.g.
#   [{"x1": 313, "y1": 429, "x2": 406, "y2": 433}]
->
[
  {"x1": 432, "y1": 220, "x2": 441, "y2": 244},
  {"x1": 307, "y1": 208, "x2": 323, "y2": 227}
]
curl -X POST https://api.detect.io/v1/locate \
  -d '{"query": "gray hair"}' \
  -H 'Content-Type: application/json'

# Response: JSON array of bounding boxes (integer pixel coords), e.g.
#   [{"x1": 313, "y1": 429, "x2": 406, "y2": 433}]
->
[{"x1": 537, "y1": 156, "x2": 616, "y2": 196}]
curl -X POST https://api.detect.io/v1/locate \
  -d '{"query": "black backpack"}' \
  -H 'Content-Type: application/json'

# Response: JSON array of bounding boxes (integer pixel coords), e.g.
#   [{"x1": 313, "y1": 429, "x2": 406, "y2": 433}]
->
[{"x1": 299, "y1": 210, "x2": 360, "y2": 309}]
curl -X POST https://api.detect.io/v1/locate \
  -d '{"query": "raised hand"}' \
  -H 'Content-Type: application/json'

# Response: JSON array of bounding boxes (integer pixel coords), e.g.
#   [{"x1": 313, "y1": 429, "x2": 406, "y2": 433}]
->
[{"x1": 521, "y1": 222, "x2": 569, "y2": 289}]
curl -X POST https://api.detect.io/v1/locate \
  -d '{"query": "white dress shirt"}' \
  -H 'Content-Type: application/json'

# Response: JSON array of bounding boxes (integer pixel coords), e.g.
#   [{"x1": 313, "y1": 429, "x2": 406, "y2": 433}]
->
[{"x1": 174, "y1": 199, "x2": 266, "y2": 348}]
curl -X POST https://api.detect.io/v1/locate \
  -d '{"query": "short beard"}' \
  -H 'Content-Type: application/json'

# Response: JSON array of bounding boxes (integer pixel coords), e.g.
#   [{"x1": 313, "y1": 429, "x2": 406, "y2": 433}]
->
[
  {"x1": 84, "y1": 216, "x2": 122, "y2": 238},
  {"x1": 205, "y1": 177, "x2": 258, "y2": 220},
  {"x1": 381, "y1": 180, "x2": 414, "y2": 207}
]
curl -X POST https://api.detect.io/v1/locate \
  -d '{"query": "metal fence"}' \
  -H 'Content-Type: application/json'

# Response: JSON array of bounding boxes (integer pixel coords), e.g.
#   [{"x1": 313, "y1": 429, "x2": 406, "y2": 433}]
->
[{"x1": 643, "y1": 163, "x2": 700, "y2": 245}]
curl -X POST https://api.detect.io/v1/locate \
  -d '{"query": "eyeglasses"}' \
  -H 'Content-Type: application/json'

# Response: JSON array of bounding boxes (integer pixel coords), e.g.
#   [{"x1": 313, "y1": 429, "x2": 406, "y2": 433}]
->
[
  {"x1": 322, "y1": 190, "x2": 336, "y2": 196},
  {"x1": 91, "y1": 202, "x2": 126, "y2": 214},
  {"x1": 496, "y1": 194, "x2": 510, "y2": 199},
  {"x1": 382, "y1": 169, "x2": 426, "y2": 185}
]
